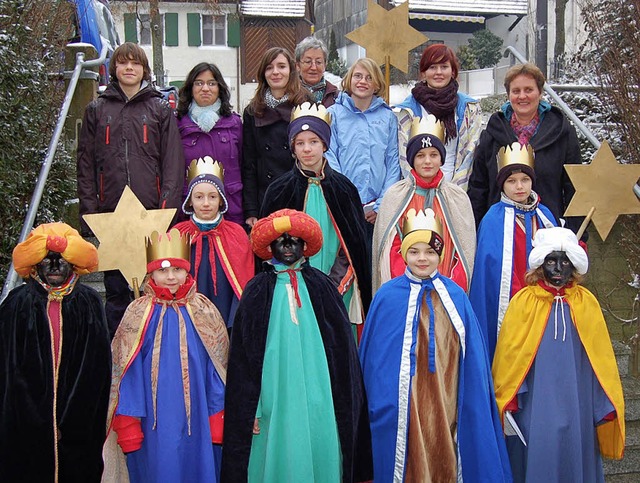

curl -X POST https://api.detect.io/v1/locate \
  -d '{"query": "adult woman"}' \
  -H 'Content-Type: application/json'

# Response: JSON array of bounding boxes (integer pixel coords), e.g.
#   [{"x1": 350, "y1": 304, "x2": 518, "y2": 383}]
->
[
  {"x1": 468, "y1": 63, "x2": 582, "y2": 232},
  {"x1": 242, "y1": 47, "x2": 312, "y2": 227},
  {"x1": 177, "y1": 63, "x2": 244, "y2": 225},
  {"x1": 326, "y1": 58, "x2": 400, "y2": 255},
  {"x1": 294, "y1": 36, "x2": 339, "y2": 107},
  {"x1": 396, "y1": 44, "x2": 482, "y2": 188}
]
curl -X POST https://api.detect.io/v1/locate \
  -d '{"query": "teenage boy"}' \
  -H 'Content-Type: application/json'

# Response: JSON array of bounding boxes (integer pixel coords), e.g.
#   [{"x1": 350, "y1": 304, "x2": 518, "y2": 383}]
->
[
  {"x1": 261, "y1": 102, "x2": 371, "y2": 329},
  {"x1": 469, "y1": 142, "x2": 557, "y2": 360},
  {"x1": 373, "y1": 116, "x2": 475, "y2": 293},
  {"x1": 77, "y1": 42, "x2": 184, "y2": 337}
]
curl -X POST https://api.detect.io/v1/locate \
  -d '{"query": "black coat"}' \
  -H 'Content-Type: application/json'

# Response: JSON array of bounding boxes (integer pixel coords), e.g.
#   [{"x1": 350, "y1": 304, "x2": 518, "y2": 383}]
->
[
  {"x1": 468, "y1": 105, "x2": 582, "y2": 233},
  {"x1": 221, "y1": 263, "x2": 373, "y2": 483},
  {"x1": 241, "y1": 104, "x2": 296, "y2": 219},
  {"x1": 77, "y1": 81, "x2": 185, "y2": 235},
  {"x1": 260, "y1": 163, "x2": 372, "y2": 315},
  {"x1": 0, "y1": 280, "x2": 111, "y2": 482}
]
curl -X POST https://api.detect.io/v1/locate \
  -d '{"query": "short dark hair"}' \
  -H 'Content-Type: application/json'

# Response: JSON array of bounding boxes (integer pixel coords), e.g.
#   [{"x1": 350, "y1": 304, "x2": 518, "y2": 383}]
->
[
  {"x1": 504, "y1": 63, "x2": 546, "y2": 94},
  {"x1": 109, "y1": 42, "x2": 151, "y2": 83},
  {"x1": 177, "y1": 62, "x2": 233, "y2": 119}
]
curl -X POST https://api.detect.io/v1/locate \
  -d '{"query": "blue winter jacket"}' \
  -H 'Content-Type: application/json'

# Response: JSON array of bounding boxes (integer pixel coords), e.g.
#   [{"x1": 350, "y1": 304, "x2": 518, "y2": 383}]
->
[{"x1": 326, "y1": 92, "x2": 400, "y2": 211}]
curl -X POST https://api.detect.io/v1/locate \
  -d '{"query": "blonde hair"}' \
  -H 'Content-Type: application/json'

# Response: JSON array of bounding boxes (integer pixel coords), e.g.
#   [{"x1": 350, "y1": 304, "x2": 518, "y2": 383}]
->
[{"x1": 341, "y1": 58, "x2": 386, "y2": 96}]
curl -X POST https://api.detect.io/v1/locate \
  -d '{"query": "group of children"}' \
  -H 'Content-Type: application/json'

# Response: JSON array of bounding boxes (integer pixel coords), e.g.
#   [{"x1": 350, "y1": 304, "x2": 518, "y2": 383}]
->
[{"x1": 98, "y1": 99, "x2": 625, "y2": 483}]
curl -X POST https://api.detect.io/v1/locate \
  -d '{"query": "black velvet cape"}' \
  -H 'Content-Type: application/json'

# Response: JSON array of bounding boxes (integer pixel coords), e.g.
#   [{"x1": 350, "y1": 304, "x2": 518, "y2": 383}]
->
[
  {"x1": 0, "y1": 279, "x2": 111, "y2": 482},
  {"x1": 220, "y1": 262, "x2": 373, "y2": 482},
  {"x1": 260, "y1": 163, "x2": 372, "y2": 314}
]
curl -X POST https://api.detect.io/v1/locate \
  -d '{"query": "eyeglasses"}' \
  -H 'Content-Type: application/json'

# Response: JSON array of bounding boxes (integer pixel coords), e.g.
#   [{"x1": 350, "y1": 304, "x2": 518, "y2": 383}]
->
[
  {"x1": 300, "y1": 59, "x2": 325, "y2": 68},
  {"x1": 194, "y1": 80, "x2": 218, "y2": 88},
  {"x1": 352, "y1": 73, "x2": 373, "y2": 83}
]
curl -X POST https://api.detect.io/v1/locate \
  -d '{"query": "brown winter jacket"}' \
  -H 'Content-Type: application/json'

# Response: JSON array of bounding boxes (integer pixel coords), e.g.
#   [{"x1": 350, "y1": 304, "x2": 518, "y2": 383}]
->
[{"x1": 77, "y1": 81, "x2": 184, "y2": 235}]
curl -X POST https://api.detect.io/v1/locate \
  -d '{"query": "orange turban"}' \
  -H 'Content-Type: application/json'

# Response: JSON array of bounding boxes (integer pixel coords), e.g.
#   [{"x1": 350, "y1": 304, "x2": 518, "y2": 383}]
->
[
  {"x1": 12, "y1": 222, "x2": 99, "y2": 277},
  {"x1": 251, "y1": 209, "x2": 323, "y2": 260}
]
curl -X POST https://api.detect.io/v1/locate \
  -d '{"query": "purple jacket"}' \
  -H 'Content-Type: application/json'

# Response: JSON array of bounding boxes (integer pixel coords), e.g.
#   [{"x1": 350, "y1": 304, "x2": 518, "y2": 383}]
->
[{"x1": 177, "y1": 113, "x2": 244, "y2": 225}]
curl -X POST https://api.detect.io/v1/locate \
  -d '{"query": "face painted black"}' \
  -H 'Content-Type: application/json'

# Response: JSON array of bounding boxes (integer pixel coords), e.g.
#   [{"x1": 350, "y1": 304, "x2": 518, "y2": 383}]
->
[
  {"x1": 36, "y1": 251, "x2": 73, "y2": 287},
  {"x1": 542, "y1": 250, "x2": 574, "y2": 287},
  {"x1": 270, "y1": 233, "x2": 305, "y2": 266}
]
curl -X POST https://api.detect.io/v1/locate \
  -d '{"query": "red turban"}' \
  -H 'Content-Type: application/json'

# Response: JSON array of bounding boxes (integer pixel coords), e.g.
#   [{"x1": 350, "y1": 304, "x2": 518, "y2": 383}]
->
[{"x1": 251, "y1": 209, "x2": 323, "y2": 260}]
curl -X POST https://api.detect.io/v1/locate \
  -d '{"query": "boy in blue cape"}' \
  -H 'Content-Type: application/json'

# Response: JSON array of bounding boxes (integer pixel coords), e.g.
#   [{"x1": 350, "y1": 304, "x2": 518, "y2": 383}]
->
[
  {"x1": 469, "y1": 142, "x2": 557, "y2": 360},
  {"x1": 360, "y1": 208, "x2": 511, "y2": 482}
]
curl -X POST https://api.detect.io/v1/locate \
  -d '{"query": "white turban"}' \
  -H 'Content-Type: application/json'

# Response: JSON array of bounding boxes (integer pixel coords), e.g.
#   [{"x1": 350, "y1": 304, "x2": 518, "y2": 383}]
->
[{"x1": 528, "y1": 227, "x2": 589, "y2": 275}]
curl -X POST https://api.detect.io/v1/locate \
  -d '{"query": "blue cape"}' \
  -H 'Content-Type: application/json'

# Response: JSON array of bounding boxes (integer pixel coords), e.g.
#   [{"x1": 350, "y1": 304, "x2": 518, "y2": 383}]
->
[
  {"x1": 469, "y1": 199, "x2": 557, "y2": 360},
  {"x1": 360, "y1": 270, "x2": 512, "y2": 482}
]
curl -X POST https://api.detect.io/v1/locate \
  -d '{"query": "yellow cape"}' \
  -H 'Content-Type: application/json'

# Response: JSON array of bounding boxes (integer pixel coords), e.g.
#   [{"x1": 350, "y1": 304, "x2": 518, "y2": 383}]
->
[{"x1": 492, "y1": 283, "x2": 625, "y2": 460}]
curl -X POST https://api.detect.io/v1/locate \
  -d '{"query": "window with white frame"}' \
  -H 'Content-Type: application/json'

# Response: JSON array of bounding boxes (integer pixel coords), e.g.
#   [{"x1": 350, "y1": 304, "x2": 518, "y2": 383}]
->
[{"x1": 202, "y1": 14, "x2": 225, "y2": 46}]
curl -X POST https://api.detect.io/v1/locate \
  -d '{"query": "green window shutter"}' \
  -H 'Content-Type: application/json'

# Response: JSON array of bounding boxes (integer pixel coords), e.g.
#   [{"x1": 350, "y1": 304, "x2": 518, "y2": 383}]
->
[
  {"x1": 124, "y1": 13, "x2": 138, "y2": 43},
  {"x1": 187, "y1": 13, "x2": 201, "y2": 47},
  {"x1": 227, "y1": 14, "x2": 240, "y2": 47},
  {"x1": 165, "y1": 13, "x2": 178, "y2": 46}
]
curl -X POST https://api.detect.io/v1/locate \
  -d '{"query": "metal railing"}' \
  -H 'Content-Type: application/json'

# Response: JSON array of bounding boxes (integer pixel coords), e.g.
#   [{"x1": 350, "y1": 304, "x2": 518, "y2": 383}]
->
[{"x1": 0, "y1": 44, "x2": 108, "y2": 302}]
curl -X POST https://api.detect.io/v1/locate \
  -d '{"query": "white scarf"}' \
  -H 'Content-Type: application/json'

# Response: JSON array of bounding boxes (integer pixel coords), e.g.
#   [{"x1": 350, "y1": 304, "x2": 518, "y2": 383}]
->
[{"x1": 189, "y1": 99, "x2": 221, "y2": 132}]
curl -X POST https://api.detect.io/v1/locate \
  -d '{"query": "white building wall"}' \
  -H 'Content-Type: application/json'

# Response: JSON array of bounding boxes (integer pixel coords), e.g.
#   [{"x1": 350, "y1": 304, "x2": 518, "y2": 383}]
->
[{"x1": 110, "y1": 1, "x2": 258, "y2": 111}]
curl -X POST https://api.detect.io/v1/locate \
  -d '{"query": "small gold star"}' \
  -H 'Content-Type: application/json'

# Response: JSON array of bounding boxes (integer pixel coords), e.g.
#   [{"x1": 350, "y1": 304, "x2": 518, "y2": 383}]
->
[
  {"x1": 564, "y1": 140, "x2": 640, "y2": 240},
  {"x1": 83, "y1": 186, "x2": 176, "y2": 285},
  {"x1": 345, "y1": 0, "x2": 428, "y2": 73}
]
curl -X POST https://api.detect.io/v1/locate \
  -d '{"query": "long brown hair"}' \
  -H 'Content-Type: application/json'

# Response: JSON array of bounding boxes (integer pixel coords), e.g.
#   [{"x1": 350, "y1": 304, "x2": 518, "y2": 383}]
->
[{"x1": 248, "y1": 47, "x2": 310, "y2": 117}]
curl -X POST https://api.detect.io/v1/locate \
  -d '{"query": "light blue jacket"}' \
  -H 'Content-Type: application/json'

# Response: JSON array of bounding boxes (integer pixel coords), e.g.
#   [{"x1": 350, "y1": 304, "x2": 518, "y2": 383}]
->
[{"x1": 326, "y1": 92, "x2": 400, "y2": 211}]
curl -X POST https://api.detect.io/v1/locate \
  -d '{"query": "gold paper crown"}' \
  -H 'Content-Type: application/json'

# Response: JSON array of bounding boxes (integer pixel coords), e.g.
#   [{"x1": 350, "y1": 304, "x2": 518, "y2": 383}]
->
[
  {"x1": 409, "y1": 114, "x2": 445, "y2": 143},
  {"x1": 402, "y1": 208, "x2": 443, "y2": 238},
  {"x1": 497, "y1": 142, "x2": 535, "y2": 172},
  {"x1": 290, "y1": 101, "x2": 332, "y2": 125},
  {"x1": 186, "y1": 156, "x2": 225, "y2": 185},
  {"x1": 145, "y1": 228, "x2": 191, "y2": 265}
]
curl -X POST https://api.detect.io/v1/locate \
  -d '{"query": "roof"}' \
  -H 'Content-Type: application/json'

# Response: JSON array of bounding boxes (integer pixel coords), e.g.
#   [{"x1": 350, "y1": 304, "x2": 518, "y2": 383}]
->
[
  {"x1": 241, "y1": 0, "x2": 306, "y2": 18},
  {"x1": 392, "y1": 0, "x2": 528, "y2": 16}
]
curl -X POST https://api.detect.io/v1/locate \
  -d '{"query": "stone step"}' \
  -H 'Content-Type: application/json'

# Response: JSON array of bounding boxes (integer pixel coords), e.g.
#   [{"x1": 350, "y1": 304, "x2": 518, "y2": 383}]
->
[
  {"x1": 614, "y1": 341, "x2": 631, "y2": 378},
  {"x1": 606, "y1": 471, "x2": 640, "y2": 482},
  {"x1": 604, "y1": 446, "x2": 640, "y2": 476},
  {"x1": 622, "y1": 376, "x2": 640, "y2": 423}
]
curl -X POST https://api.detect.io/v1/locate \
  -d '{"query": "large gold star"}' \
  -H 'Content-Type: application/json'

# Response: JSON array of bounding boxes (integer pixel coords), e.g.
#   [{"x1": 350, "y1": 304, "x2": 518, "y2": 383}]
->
[
  {"x1": 82, "y1": 186, "x2": 176, "y2": 285},
  {"x1": 345, "y1": 0, "x2": 428, "y2": 73},
  {"x1": 564, "y1": 140, "x2": 640, "y2": 240}
]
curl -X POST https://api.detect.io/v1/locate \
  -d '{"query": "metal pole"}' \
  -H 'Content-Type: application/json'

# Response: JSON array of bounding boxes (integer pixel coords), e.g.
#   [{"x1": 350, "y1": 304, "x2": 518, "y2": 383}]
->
[
  {"x1": 1, "y1": 45, "x2": 108, "y2": 302},
  {"x1": 504, "y1": 46, "x2": 601, "y2": 150}
]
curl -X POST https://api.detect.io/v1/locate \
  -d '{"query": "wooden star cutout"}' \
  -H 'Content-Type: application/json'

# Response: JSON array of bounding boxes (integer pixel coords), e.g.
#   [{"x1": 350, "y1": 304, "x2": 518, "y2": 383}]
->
[
  {"x1": 564, "y1": 140, "x2": 640, "y2": 240},
  {"x1": 345, "y1": 0, "x2": 428, "y2": 73},
  {"x1": 82, "y1": 186, "x2": 176, "y2": 285}
]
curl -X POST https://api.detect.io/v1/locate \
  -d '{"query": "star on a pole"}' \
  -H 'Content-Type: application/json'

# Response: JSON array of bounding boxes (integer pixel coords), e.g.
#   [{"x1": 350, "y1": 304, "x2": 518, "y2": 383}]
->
[
  {"x1": 564, "y1": 140, "x2": 640, "y2": 240},
  {"x1": 345, "y1": 0, "x2": 428, "y2": 73},
  {"x1": 82, "y1": 186, "x2": 176, "y2": 285}
]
